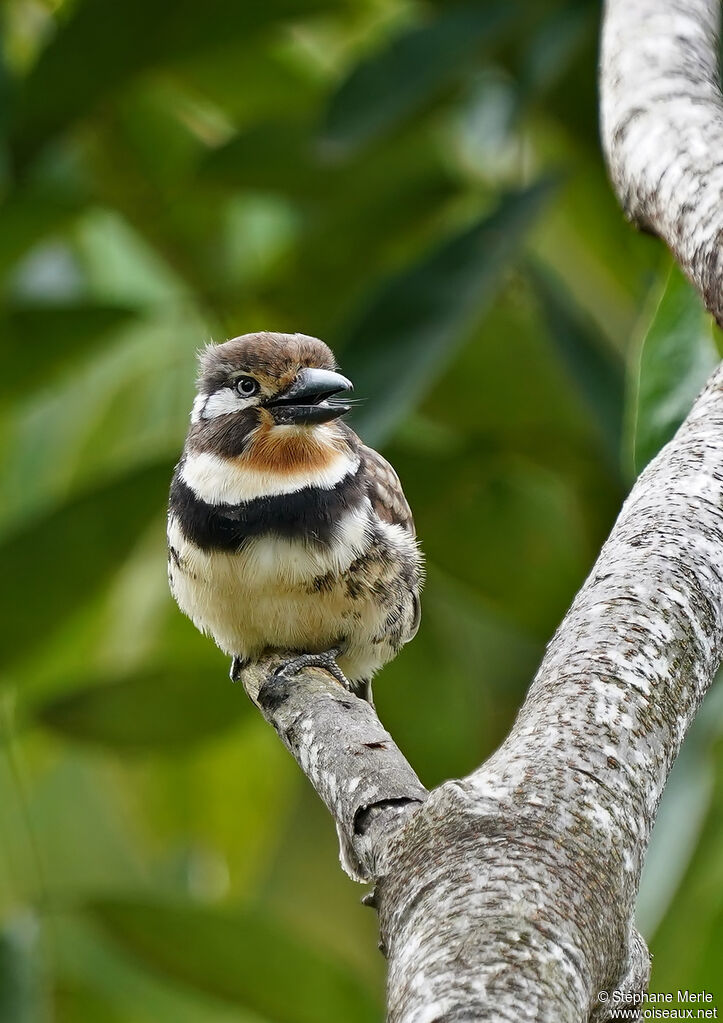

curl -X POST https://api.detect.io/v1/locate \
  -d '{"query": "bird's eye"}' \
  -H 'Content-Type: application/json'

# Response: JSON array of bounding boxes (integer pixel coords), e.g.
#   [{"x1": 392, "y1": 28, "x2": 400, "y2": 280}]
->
[{"x1": 235, "y1": 376, "x2": 259, "y2": 397}]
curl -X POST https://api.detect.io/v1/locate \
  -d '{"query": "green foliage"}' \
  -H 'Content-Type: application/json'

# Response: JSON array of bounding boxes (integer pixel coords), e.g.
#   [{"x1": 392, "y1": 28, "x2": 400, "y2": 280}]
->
[
  {"x1": 346, "y1": 181, "x2": 554, "y2": 443},
  {"x1": 625, "y1": 262, "x2": 719, "y2": 476},
  {"x1": 0, "y1": 916, "x2": 47, "y2": 1023},
  {"x1": 0, "y1": 462, "x2": 172, "y2": 668},
  {"x1": 646, "y1": 719, "x2": 723, "y2": 996},
  {"x1": 0, "y1": 0, "x2": 719, "y2": 1017},
  {"x1": 92, "y1": 899, "x2": 380, "y2": 1023},
  {"x1": 36, "y1": 669, "x2": 252, "y2": 752},
  {"x1": 1, "y1": 303, "x2": 138, "y2": 401},
  {"x1": 322, "y1": 2, "x2": 515, "y2": 152},
  {"x1": 11, "y1": 0, "x2": 339, "y2": 164},
  {"x1": 526, "y1": 260, "x2": 625, "y2": 464}
]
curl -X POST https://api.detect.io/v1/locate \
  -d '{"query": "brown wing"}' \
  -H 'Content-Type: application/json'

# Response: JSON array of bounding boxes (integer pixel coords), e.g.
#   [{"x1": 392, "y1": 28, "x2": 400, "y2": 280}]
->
[{"x1": 360, "y1": 445, "x2": 415, "y2": 535}]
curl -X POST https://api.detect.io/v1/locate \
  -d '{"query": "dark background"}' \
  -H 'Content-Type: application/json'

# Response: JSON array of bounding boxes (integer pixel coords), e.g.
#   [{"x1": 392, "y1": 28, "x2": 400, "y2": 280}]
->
[{"x1": 0, "y1": 0, "x2": 721, "y2": 1019}]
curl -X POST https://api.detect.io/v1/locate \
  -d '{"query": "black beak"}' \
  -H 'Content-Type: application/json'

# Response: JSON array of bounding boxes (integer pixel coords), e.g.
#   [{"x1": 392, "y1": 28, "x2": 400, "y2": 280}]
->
[{"x1": 267, "y1": 367, "x2": 353, "y2": 425}]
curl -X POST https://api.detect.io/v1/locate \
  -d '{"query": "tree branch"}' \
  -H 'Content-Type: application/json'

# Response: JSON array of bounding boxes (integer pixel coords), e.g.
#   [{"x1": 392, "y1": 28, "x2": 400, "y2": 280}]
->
[
  {"x1": 601, "y1": 0, "x2": 723, "y2": 324},
  {"x1": 377, "y1": 367, "x2": 723, "y2": 1020},
  {"x1": 242, "y1": 3, "x2": 723, "y2": 1019},
  {"x1": 242, "y1": 658, "x2": 426, "y2": 883}
]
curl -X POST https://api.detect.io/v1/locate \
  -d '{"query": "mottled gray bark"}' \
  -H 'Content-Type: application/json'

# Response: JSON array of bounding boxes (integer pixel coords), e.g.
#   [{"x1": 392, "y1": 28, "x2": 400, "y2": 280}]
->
[
  {"x1": 242, "y1": 3, "x2": 723, "y2": 1019},
  {"x1": 242, "y1": 657, "x2": 427, "y2": 883},
  {"x1": 601, "y1": 0, "x2": 723, "y2": 324}
]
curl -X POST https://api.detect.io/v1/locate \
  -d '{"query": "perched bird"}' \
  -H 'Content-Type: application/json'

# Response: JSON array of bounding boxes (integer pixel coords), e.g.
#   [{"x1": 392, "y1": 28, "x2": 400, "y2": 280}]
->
[{"x1": 167, "y1": 331, "x2": 423, "y2": 700}]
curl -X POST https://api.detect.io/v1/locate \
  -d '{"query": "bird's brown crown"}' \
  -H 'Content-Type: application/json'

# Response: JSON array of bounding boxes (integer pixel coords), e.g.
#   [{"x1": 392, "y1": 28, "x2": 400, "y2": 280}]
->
[{"x1": 198, "y1": 332, "x2": 338, "y2": 395}]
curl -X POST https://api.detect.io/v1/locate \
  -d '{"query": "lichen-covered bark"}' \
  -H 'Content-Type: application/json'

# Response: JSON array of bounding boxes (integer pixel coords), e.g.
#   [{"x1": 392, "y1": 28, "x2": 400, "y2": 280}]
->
[
  {"x1": 601, "y1": 0, "x2": 723, "y2": 324},
  {"x1": 242, "y1": 657, "x2": 426, "y2": 882},
  {"x1": 241, "y1": 3, "x2": 723, "y2": 1018},
  {"x1": 377, "y1": 370, "x2": 723, "y2": 1021}
]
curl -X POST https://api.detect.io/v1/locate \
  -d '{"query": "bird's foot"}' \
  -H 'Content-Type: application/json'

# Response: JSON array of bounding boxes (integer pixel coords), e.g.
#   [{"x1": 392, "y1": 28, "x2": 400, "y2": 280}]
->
[
  {"x1": 273, "y1": 648, "x2": 351, "y2": 691},
  {"x1": 229, "y1": 656, "x2": 250, "y2": 683}
]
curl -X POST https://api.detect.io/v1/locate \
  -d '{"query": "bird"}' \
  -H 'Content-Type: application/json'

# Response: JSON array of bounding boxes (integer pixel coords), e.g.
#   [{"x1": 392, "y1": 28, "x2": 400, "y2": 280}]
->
[{"x1": 167, "y1": 331, "x2": 423, "y2": 701}]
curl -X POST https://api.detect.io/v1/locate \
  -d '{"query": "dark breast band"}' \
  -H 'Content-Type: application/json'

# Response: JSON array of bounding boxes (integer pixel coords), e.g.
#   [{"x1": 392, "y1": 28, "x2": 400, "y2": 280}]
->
[{"x1": 169, "y1": 462, "x2": 367, "y2": 552}]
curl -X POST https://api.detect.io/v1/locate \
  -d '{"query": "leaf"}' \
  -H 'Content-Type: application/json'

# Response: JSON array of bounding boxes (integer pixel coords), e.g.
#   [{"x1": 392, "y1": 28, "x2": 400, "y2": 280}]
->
[
  {"x1": 646, "y1": 686, "x2": 723, "y2": 993},
  {"x1": 321, "y1": 2, "x2": 515, "y2": 153},
  {"x1": 342, "y1": 179, "x2": 554, "y2": 445},
  {"x1": 0, "y1": 303, "x2": 137, "y2": 401},
  {"x1": 54, "y1": 983, "x2": 128, "y2": 1023},
  {"x1": 0, "y1": 15, "x2": 14, "y2": 179},
  {"x1": 636, "y1": 735, "x2": 714, "y2": 938},
  {"x1": 637, "y1": 677, "x2": 723, "y2": 939},
  {"x1": 626, "y1": 263, "x2": 718, "y2": 476},
  {"x1": 201, "y1": 116, "x2": 461, "y2": 332},
  {"x1": 176, "y1": 40, "x2": 320, "y2": 126},
  {"x1": 527, "y1": 260, "x2": 625, "y2": 465},
  {"x1": 91, "y1": 899, "x2": 380, "y2": 1023},
  {"x1": 0, "y1": 185, "x2": 86, "y2": 281},
  {"x1": 390, "y1": 441, "x2": 591, "y2": 638},
  {"x1": 11, "y1": 0, "x2": 339, "y2": 164},
  {"x1": 0, "y1": 915, "x2": 47, "y2": 1023},
  {"x1": 0, "y1": 461, "x2": 173, "y2": 671},
  {"x1": 516, "y1": 3, "x2": 593, "y2": 108},
  {"x1": 200, "y1": 119, "x2": 322, "y2": 198},
  {"x1": 377, "y1": 565, "x2": 542, "y2": 785},
  {"x1": 36, "y1": 668, "x2": 250, "y2": 752},
  {"x1": 51, "y1": 912, "x2": 263, "y2": 1023}
]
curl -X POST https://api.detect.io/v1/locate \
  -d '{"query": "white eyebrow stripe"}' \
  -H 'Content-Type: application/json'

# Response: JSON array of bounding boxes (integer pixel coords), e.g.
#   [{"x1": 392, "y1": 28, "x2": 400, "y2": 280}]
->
[{"x1": 181, "y1": 449, "x2": 361, "y2": 505}]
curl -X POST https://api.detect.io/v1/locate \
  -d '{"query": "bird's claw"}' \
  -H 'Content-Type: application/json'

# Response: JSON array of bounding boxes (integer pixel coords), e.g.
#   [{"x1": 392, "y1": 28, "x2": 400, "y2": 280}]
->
[
  {"x1": 229, "y1": 656, "x2": 249, "y2": 682},
  {"x1": 273, "y1": 648, "x2": 351, "y2": 691}
]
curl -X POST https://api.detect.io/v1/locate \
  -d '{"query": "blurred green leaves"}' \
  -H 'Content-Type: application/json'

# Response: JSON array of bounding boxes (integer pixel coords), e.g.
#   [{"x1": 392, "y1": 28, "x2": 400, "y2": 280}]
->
[
  {"x1": 1, "y1": 303, "x2": 137, "y2": 402},
  {"x1": 637, "y1": 683, "x2": 723, "y2": 937},
  {"x1": 346, "y1": 180, "x2": 554, "y2": 444},
  {"x1": 626, "y1": 263, "x2": 718, "y2": 476},
  {"x1": 0, "y1": 462, "x2": 172, "y2": 670},
  {"x1": 0, "y1": 915, "x2": 46, "y2": 1023},
  {"x1": 37, "y1": 669, "x2": 251, "y2": 752},
  {"x1": 648, "y1": 723, "x2": 723, "y2": 996},
  {"x1": 10, "y1": 0, "x2": 340, "y2": 165},
  {"x1": 0, "y1": 183, "x2": 87, "y2": 280},
  {"x1": 36, "y1": 666, "x2": 250, "y2": 757},
  {"x1": 92, "y1": 899, "x2": 380, "y2": 1023},
  {"x1": 322, "y1": 2, "x2": 515, "y2": 152},
  {"x1": 528, "y1": 260, "x2": 624, "y2": 465}
]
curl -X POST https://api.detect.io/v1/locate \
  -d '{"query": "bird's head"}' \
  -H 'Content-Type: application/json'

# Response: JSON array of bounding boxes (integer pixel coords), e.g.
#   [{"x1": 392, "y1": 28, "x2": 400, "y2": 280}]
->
[{"x1": 187, "y1": 332, "x2": 354, "y2": 460}]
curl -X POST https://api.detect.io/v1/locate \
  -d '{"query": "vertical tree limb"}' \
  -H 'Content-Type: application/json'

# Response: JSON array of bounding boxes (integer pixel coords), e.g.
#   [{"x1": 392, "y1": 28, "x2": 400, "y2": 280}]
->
[{"x1": 601, "y1": 0, "x2": 723, "y2": 324}]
